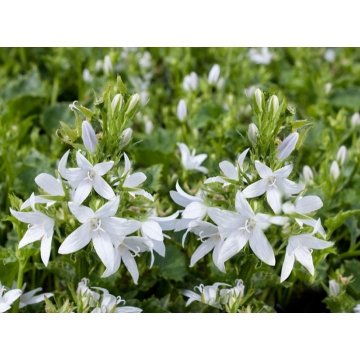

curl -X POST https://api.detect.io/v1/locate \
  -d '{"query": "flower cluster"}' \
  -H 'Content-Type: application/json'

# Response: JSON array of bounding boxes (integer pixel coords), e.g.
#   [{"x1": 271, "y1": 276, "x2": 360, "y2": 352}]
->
[{"x1": 171, "y1": 89, "x2": 333, "y2": 283}]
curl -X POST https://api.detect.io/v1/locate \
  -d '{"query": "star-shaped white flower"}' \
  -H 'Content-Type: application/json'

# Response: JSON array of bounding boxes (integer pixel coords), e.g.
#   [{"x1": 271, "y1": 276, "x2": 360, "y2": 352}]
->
[
  {"x1": 58, "y1": 196, "x2": 141, "y2": 273},
  {"x1": 58, "y1": 150, "x2": 115, "y2": 204},
  {"x1": 280, "y1": 220, "x2": 334, "y2": 282},
  {"x1": 10, "y1": 193, "x2": 54, "y2": 266},
  {"x1": 186, "y1": 220, "x2": 225, "y2": 272},
  {"x1": 0, "y1": 282, "x2": 22, "y2": 313},
  {"x1": 177, "y1": 143, "x2": 208, "y2": 174},
  {"x1": 12, "y1": 282, "x2": 54, "y2": 309},
  {"x1": 205, "y1": 148, "x2": 250, "y2": 186},
  {"x1": 209, "y1": 191, "x2": 286, "y2": 266},
  {"x1": 242, "y1": 161, "x2": 304, "y2": 214}
]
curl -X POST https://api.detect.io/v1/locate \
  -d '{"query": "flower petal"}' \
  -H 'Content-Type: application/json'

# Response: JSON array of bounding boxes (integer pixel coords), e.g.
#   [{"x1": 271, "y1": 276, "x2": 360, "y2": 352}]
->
[
  {"x1": 82, "y1": 121, "x2": 98, "y2": 152},
  {"x1": 295, "y1": 196, "x2": 323, "y2": 214},
  {"x1": 76, "y1": 151, "x2": 93, "y2": 170},
  {"x1": 19, "y1": 225, "x2": 45, "y2": 248},
  {"x1": 266, "y1": 186, "x2": 282, "y2": 214},
  {"x1": 92, "y1": 231, "x2": 115, "y2": 270},
  {"x1": 273, "y1": 163, "x2": 293, "y2": 178},
  {"x1": 101, "y1": 218, "x2": 141, "y2": 236},
  {"x1": 177, "y1": 143, "x2": 191, "y2": 166},
  {"x1": 207, "y1": 207, "x2": 244, "y2": 230},
  {"x1": 212, "y1": 240, "x2": 226, "y2": 273},
  {"x1": 95, "y1": 196, "x2": 120, "y2": 218},
  {"x1": 3, "y1": 289, "x2": 22, "y2": 305},
  {"x1": 190, "y1": 239, "x2": 215, "y2": 267},
  {"x1": 235, "y1": 191, "x2": 255, "y2": 218},
  {"x1": 297, "y1": 234, "x2": 334, "y2": 250},
  {"x1": 93, "y1": 161, "x2": 114, "y2": 176},
  {"x1": 248, "y1": 226, "x2": 275, "y2": 265},
  {"x1": 93, "y1": 175, "x2": 115, "y2": 200},
  {"x1": 10, "y1": 208, "x2": 44, "y2": 224},
  {"x1": 73, "y1": 180, "x2": 93, "y2": 204},
  {"x1": 40, "y1": 233, "x2": 52, "y2": 267},
  {"x1": 255, "y1": 161, "x2": 273, "y2": 178},
  {"x1": 242, "y1": 179, "x2": 267, "y2": 198},
  {"x1": 35, "y1": 173, "x2": 64, "y2": 196},
  {"x1": 237, "y1": 148, "x2": 250, "y2": 171},
  {"x1": 58, "y1": 223, "x2": 92, "y2": 254},
  {"x1": 121, "y1": 248, "x2": 139, "y2": 284},
  {"x1": 219, "y1": 161, "x2": 238, "y2": 180},
  {"x1": 123, "y1": 153, "x2": 131, "y2": 174},
  {"x1": 182, "y1": 202, "x2": 207, "y2": 219},
  {"x1": 218, "y1": 229, "x2": 248, "y2": 263},
  {"x1": 294, "y1": 247, "x2": 314, "y2": 275},
  {"x1": 280, "y1": 251, "x2": 295, "y2": 282},
  {"x1": 68, "y1": 202, "x2": 94, "y2": 223},
  {"x1": 276, "y1": 132, "x2": 299, "y2": 160}
]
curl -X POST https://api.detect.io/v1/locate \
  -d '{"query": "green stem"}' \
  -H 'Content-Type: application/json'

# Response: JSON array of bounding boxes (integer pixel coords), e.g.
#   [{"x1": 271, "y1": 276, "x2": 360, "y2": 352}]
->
[{"x1": 12, "y1": 260, "x2": 26, "y2": 313}]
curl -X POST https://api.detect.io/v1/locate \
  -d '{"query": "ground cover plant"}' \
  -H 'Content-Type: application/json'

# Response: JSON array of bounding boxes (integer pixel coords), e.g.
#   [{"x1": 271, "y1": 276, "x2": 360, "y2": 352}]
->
[{"x1": 1, "y1": 47, "x2": 360, "y2": 313}]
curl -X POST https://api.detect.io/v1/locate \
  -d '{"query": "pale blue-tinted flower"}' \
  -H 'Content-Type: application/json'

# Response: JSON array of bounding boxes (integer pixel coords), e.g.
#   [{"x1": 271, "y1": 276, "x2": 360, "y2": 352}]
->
[
  {"x1": 330, "y1": 160, "x2": 340, "y2": 180},
  {"x1": 82, "y1": 121, "x2": 98, "y2": 152},
  {"x1": 249, "y1": 47, "x2": 272, "y2": 65},
  {"x1": 276, "y1": 132, "x2": 299, "y2": 160},
  {"x1": 208, "y1": 64, "x2": 220, "y2": 84},
  {"x1": 183, "y1": 72, "x2": 198, "y2": 91},
  {"x1": 177, "y1": 99, "x2": 187, "y2": 121}
]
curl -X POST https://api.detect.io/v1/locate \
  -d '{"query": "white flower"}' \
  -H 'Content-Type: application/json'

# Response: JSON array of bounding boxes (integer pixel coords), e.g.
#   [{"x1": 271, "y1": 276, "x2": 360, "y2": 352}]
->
[
  {"x1": 186, "y1": 220, "x2": 225, "y2": 272},
  {"x1": 120, "y1": 153, "x2": 153, "y2": 201},
  {"x1": 219, "y1": 279, "x2": 245, "y2": 307},
  {"x1": 170, "y1": 181, "x2": 208, "y2": 232},
  {"x1": 329, "y1": 279, "x2": 340, "y2": 296},
  {"x1": 82, "y1": 121, "x2": 98, "y2": 152},
  {"x1": 242, "y1": 161, "x2": 304, "y2": 214},
  {"x1": 177, "y1": 99, "x2": 187, "y2": 121},
  {"x1": 354, "y1": 304, "x2": 360, "y2": 313},
  {"x1": 82, "y1": 69, "x2": 92, "y2": 82},
  {"x1": 280, "y1": 221, "x2": 334, "y2": 282},
  {"x1": 248, "y1": 124, "x2": 259, "y2": 147},
  {"x1": 90, "y1": 287, "x2": 142, "y2": 313},
  {"x1": 0, "y1": 282, "x2": 22, "y2": 313},
  {"x1": 182, "y1": 282, "x2": 231, "y2": 309},
  {"x1": 336, "y1": 146, "x2": 347, "y2": 165},
  {"x1": 10, "y1": 193, "x2": 54, "y2": 266},
  {"x1": 103, "y1": 236, "x2": 154, "y2": 283},
  {"x1": 12, "y1": 282, "x2": 53, "y2": 309},
  {"x1": 76, "y1": 278, "x2": 100, "y2": 307},
  {"x1": 138, "y1": 51, "x2": 151, "y2": 69},
  {"x1": 249, "y1": 47, "x2": 272, "y2": 65},
  {"x1": 183, "y1": 72, "x2": 198, "y2": 91},
  {"x1": 324, "y1": 49, "x2": 335, "y2": 63},
  {"x1": 204, "y1": 148, "x2": 250, "y2": 186},
  {"x1": 209, "y1": 191, "x2": 286, "y2": 266},
  {"x1": 351, "y1": 113, "x2": 360, "y2": 127},
  {"x1": 58, "y1": 196, "x2": 141, "y2": 273},
  {"x1": 276, "y1": 132, "x2": 299, "y2": 160},
  {"x1": 177, "y1": 143, "x2": 208, "y2": 174},
  {"x1": 330, "y1": 160, "x2": 340, "y2": 180},
  {"x1": 58, "y1": 150, "x2": 115, "y2": 204},
  {"x1": 208, "y1": 64, "x2": 220, "y2": 85},
  {"x1": 325, "y1": 82, "x2": 332, "y2": 94},
  {"x1": 302, "y1": 165, "x2": 314, "y2": 184},
  {"x1": 21, "y1": 172, "x2": 66, "y2": 210}
]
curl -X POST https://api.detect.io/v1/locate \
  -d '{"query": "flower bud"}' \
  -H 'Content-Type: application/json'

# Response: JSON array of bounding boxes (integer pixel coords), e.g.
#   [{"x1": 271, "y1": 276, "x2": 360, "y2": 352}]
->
[
  {"x1": 103, "y1": 55, "x2": 113, "y2": 76},
  {"x1": 82, "y1": 121, "x2": 98, "y2": 152},
  {"x1": 336, "y1": 145, "x2": 347, "y2": 165},
  {"x1": 268, "y1": 95, "x2": 279, "y2": 118},
  {"x1": 329, "y1": 279, "x2": 340, "y2": 296},
  {"x1": 82, "y1": 69, "x2": 92, "y2": 83},
  {"x1": 254, "y1": 88, "x2": 264, "y2": 113},
  {"x1": 330, "y1": 160, "x2": 340, "y2": 180},
  {"x1": 177, "y1": 99, "x2": 187, "y2": 121},
  {"x1": 183, "y1": 72, "x2": 198, "y2": 91},
  {"x1": 248, "y1": 123, "x2": 259, "y2": 147},
  {"x1": 351, "y1": 113, "x2": 360, "y2": 127},
  {"x1": 276, "y1": 132, "x2": 299, "y2": 160},
  {"x1": 208, "y1": 64, "x2": 220, "y2": 85},
  {"x1": 119, "y1": 128, "x2": 133, "y2": 149},
  {"x1": 111, "y1": 94, "x2": 123, "y2": 116},
  {"x1": 324, "y1": 82, "x2": 332, "y2": 94},
  {"x1": 302, "y1": 165, "x2": 314, "y2": 183},
  {"x1": 125, "y1": 94, "x2": 140, "y2": 118}
]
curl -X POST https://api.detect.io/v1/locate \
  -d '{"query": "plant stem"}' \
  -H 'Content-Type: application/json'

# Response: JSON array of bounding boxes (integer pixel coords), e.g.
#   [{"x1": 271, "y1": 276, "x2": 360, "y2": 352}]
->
[{"x1": 12, "y1": 260, "x2": 26, "y2": 313}]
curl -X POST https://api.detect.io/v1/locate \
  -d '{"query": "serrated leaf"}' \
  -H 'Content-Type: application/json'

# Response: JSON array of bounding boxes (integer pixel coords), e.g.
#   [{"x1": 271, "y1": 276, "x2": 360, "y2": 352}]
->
[{"x1": 325, "y1": 210, "x2": 360, "y2": 239}]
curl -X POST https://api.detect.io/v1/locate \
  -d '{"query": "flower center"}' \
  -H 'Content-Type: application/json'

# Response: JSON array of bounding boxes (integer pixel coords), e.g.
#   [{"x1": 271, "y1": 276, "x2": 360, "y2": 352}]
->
[
  {"x1": 91, "y1": 219, "x2": 105, "y2": 233},
  {"x1": 85, "y1": 170, "x2": 97, "y2": 182},
  {"x1": 267, "y1": 176, "x2": 277, "y2": 188}
]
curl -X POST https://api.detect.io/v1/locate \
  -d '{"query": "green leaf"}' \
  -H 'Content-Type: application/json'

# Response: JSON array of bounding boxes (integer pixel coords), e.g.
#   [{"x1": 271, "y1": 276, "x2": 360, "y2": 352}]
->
[
  {"x1": 330, "y1": 88, "x2": 360, "y2": 111},
  {"x1": 155, "y1": 243, "x2": 187, "y2": 282},
  {"x1": 344, "y1": 259, "x2": 360, "y2": 298},
  {"x1": 59, "y1": 121, "x2": 78, "y2": 142},
  {"x1": 41, "y1": 103, "x2": 75, "y2": 136},
  {"x1": 77, "y1": 104, "x2": 95, "y2": 119},
  {"x1": 142, "y1": 164, "x2": 163, "y2": 192},
  {"x1": 296, "y1": 124, "x2": 313, "y2": 150},
  {"x1": 117, "y1": 75, "x2": 127, "y2": 94},
  {"x1": 325, "y1": 210, "x2": 360, "y2": 239}
]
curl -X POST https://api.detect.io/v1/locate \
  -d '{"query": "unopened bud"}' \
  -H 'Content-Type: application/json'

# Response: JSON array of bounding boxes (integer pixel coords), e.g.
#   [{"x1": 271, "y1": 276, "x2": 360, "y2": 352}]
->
[
  {"x1": 329, "y1": 279, "x2": 340, "y2": 296},
  {"x1": 82, "y1": 121, "x2": 98, "y2": 152},
  {"x1": 125, "y1": 94, "x2": 140, "y2": 118},
  {"x1": 302, "y1": 165, "x2": 314, "y2": 183},
  {"x1": 351, "y1": 113, "x2": 360, "y2": 127},
  {"x1": 183, "y1": 72, "x2": 198, "y2": 91},
  {"x1": 330, "y1": 160, "x2": 340, "y2": 180},
  {"x1": 111, "y1": 94, "x2": 123, "y2": 117},
  {"x1": 177, "y1": 99, "x2": 187, "y2": 121},
  {"x1": 336, "y1": 146, "x2": 347, "y2": 165},
  {"x1": 208, "y1": 64, "x2": 220, "y2": 85},
  {"x1": 276, "y1": 132, "x2": 299, "y2": 160},
  {"x1": 248, "y1": 123, "x2": 259, "y2": 147},
  {"x1": 119, "y1": 128, "x2": 133, "y2": 149},
  {"x1": 268, "y1": 95, "x2": 279, "y2": 119},
  {"x1": 254, "y1": 88, "x2": 264, "y2": 113},
  {"x1": 103, "y1": 55, "x2": 113, "y2": 76}
]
